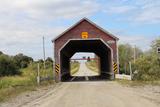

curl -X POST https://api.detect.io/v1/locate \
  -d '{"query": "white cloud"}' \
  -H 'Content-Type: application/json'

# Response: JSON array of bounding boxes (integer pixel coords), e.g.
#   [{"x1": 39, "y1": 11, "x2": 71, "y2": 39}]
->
[
  {"x1": 0, "y1": 0, "x2": 99, "y2": 20},
  {"x1": 117, "y1": 35, "x2": 154, "y2": 51},
  {"x1": 0, "y1": 0, "x2": 100, "y2": 60},
  {"x1": 110, "y1": 29, "x2": 154, "y2": 51},
  {"x1": 102, "y1": 0, "x2": 160, "y2": 24},
  {"x1": 105, "y1": 5, "x2": 136, "y2": 14},
  {"x1": 133, "y1": 0, "x2": 160, "y2": 24}
]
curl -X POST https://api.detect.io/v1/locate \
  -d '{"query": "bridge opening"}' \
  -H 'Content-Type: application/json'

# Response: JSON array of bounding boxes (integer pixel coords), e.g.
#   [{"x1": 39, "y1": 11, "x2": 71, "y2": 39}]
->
[
  {"x1": 60, "y1": 39, "x2": 113, "y2": 82},
  {"x1": 70, "y1": 52, "x2": 100, "y2": 77}
]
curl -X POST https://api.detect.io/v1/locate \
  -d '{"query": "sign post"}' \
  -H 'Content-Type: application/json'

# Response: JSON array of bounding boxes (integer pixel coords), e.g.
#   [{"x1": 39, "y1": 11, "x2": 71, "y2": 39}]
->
[
  {"x1": 157, "y1": 47, "x2": 160, "y2": 53},
  {"x1": 129, "y1": 61, "x2": 132, "y2": 79},
  {"x1": 157, "y1": 47, "x2": 160, "y2": 65}
]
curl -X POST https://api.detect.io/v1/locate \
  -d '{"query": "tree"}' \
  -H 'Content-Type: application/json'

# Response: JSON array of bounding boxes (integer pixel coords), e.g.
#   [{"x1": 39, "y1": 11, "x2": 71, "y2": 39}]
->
[
  {"x1": 87, "y1": 56, "x2": 91, "y2": 61},
  {"x1": 0, "y1": 51, "x2": 3, "y2": 55},
  {"x1": 45, "y1": 57, "x2": 54, "y2": 69},
  {"x1": 14, "y1": 53, "x2": 33, "y2": 68},
  {"x1": 38, "y1": 59, "x2": 44, "y2": 63},
  {"x1": 133, "y1": 37, "x2": 160, "y2": 80},
  {"x1": 118, "y1": 44, "x2": 133, "y2": 74},
  {"x1": 118, "y1": 44, "x2": 143, "y2": 74},
  {"x1": 0, "y1": 54, "x2": 20, "y2": 76},
  {"x1": 151, "y1": 37, "x2": 160, "y2": 54},
  {"x1": 134, "y1": 54, "x2": 160, "y2": 80},
  {"x1": 134, "y1": 47, "x2": 143, "y2": 59},
  {"x1": 83, "y1": 56, "x2": 86, "y2": 59},
  {"x1": 46, "y1": 57, "x2": 53, "y2": 63}
]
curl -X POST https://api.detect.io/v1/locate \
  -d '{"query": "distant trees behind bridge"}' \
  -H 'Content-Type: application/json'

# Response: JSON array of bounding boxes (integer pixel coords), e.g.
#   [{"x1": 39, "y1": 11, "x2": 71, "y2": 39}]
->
[{"x1": 119, "y1": 37, "x2": 160, "y2": 81}]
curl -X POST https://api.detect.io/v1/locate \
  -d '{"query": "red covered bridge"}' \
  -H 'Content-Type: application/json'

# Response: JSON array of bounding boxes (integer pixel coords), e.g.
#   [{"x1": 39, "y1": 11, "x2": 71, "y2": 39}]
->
[{"x1": 52, "y1": 18, "x2": 119, "y2": 82}]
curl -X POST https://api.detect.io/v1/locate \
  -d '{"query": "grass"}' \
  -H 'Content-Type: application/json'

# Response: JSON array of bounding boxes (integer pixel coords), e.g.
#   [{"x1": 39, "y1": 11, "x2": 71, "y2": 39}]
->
[
  {"x1": 85, "y1": 60, "x2": 99, "y2": 73},
  {"x1": 116, "y1": 79, "x2": 160, "y2": 87},
  {"x1": 0, "y1": 76, "x2": 37, "y2": 102},
  {"x1": 0, "y1": 82, "x2": 36, "y2": 102},
  {"x1": 70, "y1": 62, "x2": 80, "y2": 75},
  {"x1": 0, "y1": 62, "x2": 54, "y2": 102}
]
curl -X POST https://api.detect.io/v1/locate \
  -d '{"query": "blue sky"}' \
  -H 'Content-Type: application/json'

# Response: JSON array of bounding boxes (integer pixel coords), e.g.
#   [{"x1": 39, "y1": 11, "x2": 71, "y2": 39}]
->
[{"x1": 0, "y1": 0, "x2": 160, "y2": 60}]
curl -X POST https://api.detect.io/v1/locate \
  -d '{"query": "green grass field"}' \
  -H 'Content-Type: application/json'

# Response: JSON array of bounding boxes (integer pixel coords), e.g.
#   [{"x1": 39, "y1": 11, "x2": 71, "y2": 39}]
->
[{"x1": 0, "y1": 62, "x2": 54, "y2": 102}]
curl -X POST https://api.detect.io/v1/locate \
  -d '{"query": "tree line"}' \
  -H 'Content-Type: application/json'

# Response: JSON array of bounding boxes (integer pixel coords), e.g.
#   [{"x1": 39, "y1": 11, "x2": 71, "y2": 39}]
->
[
  {"x1": 0, "y1": 52, "x2": 33, "y2": 76},
  {"x1": 119, "y1": 38, "x2": 160, "y2": 81},
  {"x1": 0, "y1": 52, "x2": 53, "y2": 77}
]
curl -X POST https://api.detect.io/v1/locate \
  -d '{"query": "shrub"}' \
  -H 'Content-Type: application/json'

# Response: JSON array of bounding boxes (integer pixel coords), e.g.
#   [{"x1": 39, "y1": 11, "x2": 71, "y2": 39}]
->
[
  {"x1": 133, "y1": 54, "x2": 160, "y2": 81},
  {"x1": 13, "y1": 53, "x2": 33, "y2": 69},
  {"x1": 0, "y1": 55, "x2": 20, "y2": 76}
]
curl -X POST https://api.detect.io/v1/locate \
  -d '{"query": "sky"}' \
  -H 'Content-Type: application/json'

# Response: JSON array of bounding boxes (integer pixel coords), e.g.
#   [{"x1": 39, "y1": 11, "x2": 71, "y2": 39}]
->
[
  {"x1": 0, "y1": 0, "x2": 160, "y2": 60},
  {"x1": 71, "y1": 52, "x2": 95, "y2": 61}
]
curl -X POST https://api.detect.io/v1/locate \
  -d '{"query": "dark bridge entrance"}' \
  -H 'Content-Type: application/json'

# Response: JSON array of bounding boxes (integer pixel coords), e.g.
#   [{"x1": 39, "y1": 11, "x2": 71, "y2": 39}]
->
[
  {"x1": 60, "y1": 39, "x2": 112, "y2": 81},
  {"x1": 52, "y1": 18, "x2": 119, "y2": 82}
]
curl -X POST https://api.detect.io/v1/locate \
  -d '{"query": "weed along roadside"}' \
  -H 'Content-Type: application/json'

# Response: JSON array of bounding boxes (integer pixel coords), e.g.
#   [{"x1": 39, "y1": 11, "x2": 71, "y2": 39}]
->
[
  {"x1": 116, "y1": 79, "x2": 160, "y2": 87},
  {"x1": 70, "y1": 61, "x2": 80, "y2": 75},
  {"x1": 0, "y1": 61, "x2": 55, "y2": 103},
  {"x1": 85, "y1": 60, "x2": 100, "y2": 73}
]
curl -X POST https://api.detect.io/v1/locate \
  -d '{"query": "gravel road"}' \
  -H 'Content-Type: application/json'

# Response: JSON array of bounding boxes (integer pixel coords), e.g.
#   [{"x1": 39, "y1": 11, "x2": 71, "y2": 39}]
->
[
  {"x1": 1, "y1": 81, "x2": 159, "y2": 107},
  {"x1": 72, "y1": 62, "x2": 99, "y2": 77}
]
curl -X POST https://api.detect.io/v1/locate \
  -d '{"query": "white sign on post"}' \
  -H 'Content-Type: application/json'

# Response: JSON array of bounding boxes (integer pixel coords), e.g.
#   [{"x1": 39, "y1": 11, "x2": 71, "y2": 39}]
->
[{"x1": 107, "y1": 40, "x2": 115, "y2": 44}]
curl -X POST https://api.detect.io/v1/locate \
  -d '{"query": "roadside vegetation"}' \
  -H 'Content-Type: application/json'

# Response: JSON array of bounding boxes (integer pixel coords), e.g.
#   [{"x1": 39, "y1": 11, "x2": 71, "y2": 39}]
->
[
  {"x1": 0, "y1": 52, "x2": 54, "y2": 102},
  {"x1": 119, "y1": 37, "x2": 160, "y2": 81},
  {"x1": 0, "y1": 53, "x2": 33, "y2": 76},
  {"x1": 70, "y1": 61, "x2": 80, "y2": 75},
  {"x1": 116, "y1": 79, "x2": 160, "y2": 86},
  {"x1": 85, "y1": 60, "x2": 99, "y2": 73}
]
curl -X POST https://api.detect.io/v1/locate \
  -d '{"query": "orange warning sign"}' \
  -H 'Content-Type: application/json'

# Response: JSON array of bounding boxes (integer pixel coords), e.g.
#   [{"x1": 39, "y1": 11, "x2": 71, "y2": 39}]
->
[{"x1": 81, "y1": 32, "x2": 88, "y2": 39}]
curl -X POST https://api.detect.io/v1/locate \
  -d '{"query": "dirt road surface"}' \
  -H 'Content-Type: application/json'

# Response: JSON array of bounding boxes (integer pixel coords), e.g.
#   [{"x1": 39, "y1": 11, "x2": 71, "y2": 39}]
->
[
  {"x1": 14, "y1": 81, "x2": 159, "y2": 107},
  {"x1": 72, "y1": 62, "x2": 99, "y2": 77}
]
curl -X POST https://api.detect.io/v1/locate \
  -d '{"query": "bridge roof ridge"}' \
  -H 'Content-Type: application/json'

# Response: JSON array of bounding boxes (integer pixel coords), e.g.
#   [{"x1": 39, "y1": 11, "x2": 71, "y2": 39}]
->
[{"x1": 52, "y1": 17, "x2": 119, "y2": 42}]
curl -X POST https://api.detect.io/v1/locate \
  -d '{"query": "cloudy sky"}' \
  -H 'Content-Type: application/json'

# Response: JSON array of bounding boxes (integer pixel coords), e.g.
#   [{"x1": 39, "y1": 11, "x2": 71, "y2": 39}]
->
[{"x1": 0, "y1": 0, "x2": 160, "y2": 60}]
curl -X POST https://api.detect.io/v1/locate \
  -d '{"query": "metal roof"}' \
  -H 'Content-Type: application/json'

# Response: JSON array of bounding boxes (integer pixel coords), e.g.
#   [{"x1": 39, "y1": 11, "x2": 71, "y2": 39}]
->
[{"x1": 52, "y1": 18, "x2": 119, "y2": 42}]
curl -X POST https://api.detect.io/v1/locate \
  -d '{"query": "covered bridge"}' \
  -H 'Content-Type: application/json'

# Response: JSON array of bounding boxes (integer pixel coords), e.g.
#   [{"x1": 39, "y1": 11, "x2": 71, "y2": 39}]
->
[{"x1": 52, "y1": 18, "x2": 119, "y2": 82}]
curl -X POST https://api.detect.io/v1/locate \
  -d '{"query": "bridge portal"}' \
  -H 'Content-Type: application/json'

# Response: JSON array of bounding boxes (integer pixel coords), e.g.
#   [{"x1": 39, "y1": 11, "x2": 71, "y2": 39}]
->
[{"x1": 52, "y1": 18, "x2": 119, "y2": 82}]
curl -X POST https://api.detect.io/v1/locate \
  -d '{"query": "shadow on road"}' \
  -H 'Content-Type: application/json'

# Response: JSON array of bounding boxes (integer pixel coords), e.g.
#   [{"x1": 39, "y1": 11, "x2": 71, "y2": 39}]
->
[{"x1": 63, "y1": 75, "x2": 111, "y2": 82}]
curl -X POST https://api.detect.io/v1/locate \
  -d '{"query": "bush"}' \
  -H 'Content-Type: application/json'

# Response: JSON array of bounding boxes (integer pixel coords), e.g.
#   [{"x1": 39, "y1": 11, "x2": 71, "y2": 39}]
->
[
  {"x1": 13, "y1": 53, "x2": 33, "y2": 69},
  {"x1": 45, "y1": 57, "x2": 53, "y2": 69},
  {"x1": 133, "y1": 54, "x2": 160, "y2": 81},
  {"x1": 0, "y1": 55, "x2": 20, "y2": 76},
  {"x1": 133, "y1": 37, "x2": 160, "y2": 81}
]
